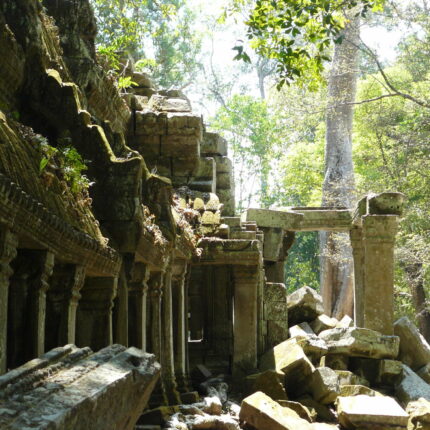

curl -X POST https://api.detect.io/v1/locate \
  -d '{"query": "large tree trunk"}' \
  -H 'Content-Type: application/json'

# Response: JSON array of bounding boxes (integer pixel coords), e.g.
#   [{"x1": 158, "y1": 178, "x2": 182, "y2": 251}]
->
[
  {"x1": 320, "y1": 13, "x2": 360, "y2": 319},
  {"x1": 404, "y1": 263, "x2": 430, "y2": 342}
]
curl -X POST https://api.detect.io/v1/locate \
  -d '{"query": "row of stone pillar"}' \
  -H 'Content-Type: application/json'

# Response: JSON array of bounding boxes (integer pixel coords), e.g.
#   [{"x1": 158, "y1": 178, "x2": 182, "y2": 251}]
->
[{"x1": 0, "y1": 225, "x2": 192, "y2": 404}]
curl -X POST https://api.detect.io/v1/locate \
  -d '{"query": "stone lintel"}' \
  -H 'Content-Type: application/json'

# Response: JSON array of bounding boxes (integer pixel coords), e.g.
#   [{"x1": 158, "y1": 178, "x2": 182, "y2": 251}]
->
[
  {"x1": 241, "y1": 208, "x2": 303, "y2": 230},
  {"x1": 193, "y1": 238, "x2": 261, "y2": 265},
  {"x1": 242, "y1": 207, "x2": 353, "y2": 231},
  {"x1": 290, "y1": 209, "x2": 352, "y2": 231}
]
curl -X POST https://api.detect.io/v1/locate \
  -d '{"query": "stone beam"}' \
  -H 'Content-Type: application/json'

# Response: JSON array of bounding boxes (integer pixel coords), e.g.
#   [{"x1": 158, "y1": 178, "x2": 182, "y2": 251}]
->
[
  {"x1": 241, "y1": 208, "x2": 303, "y2": 230},
  {"x1": 290, "y1": 208, "x2": 352, "y2": 231},
  {"x1": 241, "y1": 207, "x2": 353, "y2": 231},
  {"x1": 194, "y1": 238, "x2": 262, "y2": 266}
]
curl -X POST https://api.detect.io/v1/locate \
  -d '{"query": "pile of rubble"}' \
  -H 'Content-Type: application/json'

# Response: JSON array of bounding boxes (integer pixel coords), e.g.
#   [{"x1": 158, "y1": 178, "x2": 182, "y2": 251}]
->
[
  {"x1": 139, "y1": 286, "x2": 430, "y2": 430},
  {"x1": 241, "y1": 286, "x2": 430, "y2": 430}
]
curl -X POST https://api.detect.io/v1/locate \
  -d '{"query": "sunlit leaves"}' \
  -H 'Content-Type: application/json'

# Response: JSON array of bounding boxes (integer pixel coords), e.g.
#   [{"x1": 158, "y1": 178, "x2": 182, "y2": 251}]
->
[{"x1": 232, "y1": 0, "x2": 382, "y2": 88}]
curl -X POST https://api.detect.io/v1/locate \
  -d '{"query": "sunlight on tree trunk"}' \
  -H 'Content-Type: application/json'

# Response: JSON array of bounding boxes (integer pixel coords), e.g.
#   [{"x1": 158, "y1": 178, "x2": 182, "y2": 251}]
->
[{"x1": 320, "y1": 11, "x2": 360, "y2": 319}]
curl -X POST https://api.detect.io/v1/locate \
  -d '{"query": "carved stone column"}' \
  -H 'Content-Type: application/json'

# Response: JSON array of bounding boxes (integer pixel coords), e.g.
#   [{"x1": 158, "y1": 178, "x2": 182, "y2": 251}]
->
[
  {"x1": 232, "y1": 262, "x2": 262, "y2": 379},
  {"x1": 172, "y1": 260, "x2": 189, "y2": 392},
  {"x1": 76, "y1": 277, "x2": 118, "y2": 350},
  {"x1": 148, "y1": 271, "x2": 167, "y2": 406},
  {"x1": 128, "y1": 262, "x2": 150, "y2": 350},
  {"x1": 350, "y1": 226, "x2": 364, "y2": 327},
  {"x1": 113, "y1": 266, "x2": 129, "y2": 347},
  {"x1": 362, "y1": 215, "x2": 398, "y2": 335},
  {"x1": 46, "y1": 264, "x2": 86, "y2": 349},
  {"x1": 28, "y1": 251, "x2": 55, "y2": 358},
  {"x1": 161, "y1": 263, "x2": 181, "y2": 404},
  {"x1": 0, "y1": 227, "x2": 18, "y2": 374}
]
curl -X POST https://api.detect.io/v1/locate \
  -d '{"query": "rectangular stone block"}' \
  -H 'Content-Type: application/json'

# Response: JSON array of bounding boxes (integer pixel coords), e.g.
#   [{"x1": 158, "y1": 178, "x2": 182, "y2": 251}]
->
[
  {"x1": 134, "y1": 111, "x2": 167, "y2": 135},
  {"x1": 130, "y1": 135, "x2": 161, "y2": 158},
  {"x1": 167, "y1": 112, "x2": 202, "y2": 138},
  {"x1": 264, "y1": 283, "x2": 287, "y2": 302},
  {"x1": 201, "y1": 132, "x2": 227, "y2": 156},
  {"x1": 240, "y1": 391, "x2": 313, "y2": 430},
  {"x1": 0, "y1": 345, "x2": 160, "y2": 430},
  {"x1": 319, "y1": 327, "x2": 399, "y2": 359},
  {"x1": 160, "y1": 135, "x2": 200, "y2": 158},
  {"x1": 267, "y1": 320, "x2": 289, "y2": 348},
  {"x1": 337, "y1": 395, "x2": 408, "y2": 429},
  {"x1": 214, "y1": 156, "x2": 232, "y2": 173},
  {"x1": 394, "y1": 317, "x2": 430, "y2": 370},
  {"x1": 217, "y1": 172, "x2": 232, "y2": 189},
  {"x1": 264, "y1": 301, "x2": 288, "y2": 321}
]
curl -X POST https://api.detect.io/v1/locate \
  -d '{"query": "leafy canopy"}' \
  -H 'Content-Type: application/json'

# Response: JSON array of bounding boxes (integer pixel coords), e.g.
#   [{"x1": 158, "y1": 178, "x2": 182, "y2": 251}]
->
[{"x1": 232, "y1": 0, "x2": 384, "y2": 88}]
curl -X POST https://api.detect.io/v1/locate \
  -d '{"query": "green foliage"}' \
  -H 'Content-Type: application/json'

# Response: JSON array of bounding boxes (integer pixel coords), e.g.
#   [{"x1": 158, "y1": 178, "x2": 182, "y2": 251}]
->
[
  {"x1": 353, "y1": 11, "x2": 430, "y2": 319},
  {"x1": 285, "y1": 232, "x2": 320, "y2": 293},
  {"x1": 117, "y1": 76, "x2": 137, "y2": 90},
  {"x1": 230, "y1": 0, "x2": 384, "y2": 88},
  {"x1": 210, "y1": 94, "x2": 282, "y2": 211},
  {"x1": 36, "y1": 136, "x2": 90, "y2": 195},
  {"x1": 91, "y1": 0, "x2": 202, "y2": 88}
]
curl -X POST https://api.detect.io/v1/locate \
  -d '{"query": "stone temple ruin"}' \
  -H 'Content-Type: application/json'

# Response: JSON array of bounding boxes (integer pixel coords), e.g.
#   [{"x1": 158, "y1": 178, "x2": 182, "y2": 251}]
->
[{"x1": 1, "y1": 1, "x2": 430, "y2": 429}]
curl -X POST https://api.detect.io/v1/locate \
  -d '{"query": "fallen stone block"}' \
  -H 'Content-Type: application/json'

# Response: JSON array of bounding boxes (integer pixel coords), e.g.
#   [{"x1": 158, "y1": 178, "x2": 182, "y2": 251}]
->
[
  {"x1": 245, "y1": 370, "x2": 288, "y2": 401},
  {"x1": 259, "y1": 338, "x2": 315, "y2": 395},
  {"x1": 377, "y1": 359, "x2": 403, "y2": 385},
  {"x1": 0, "y1": 344, "x2": 160, "y2": 430},
  {"x1": 294, "y1": 334, "x2": 328, "y2": 362},
  {"x1": 310, "y1": 367, "x2": 340, "y2": 405},
  {"x1": 319, "y1": 327, "x2": 399, "y2": 359},
  {"x1": 396, "y1": 364, "x2": 430, "y2": 406},
  {"x1": 339, "y1": 385, "x2": 383, "y2": 397},
  {"x1": 288, "y1": 286, "x2": 324, "y2": 326},
  {"x1": 336, "y1": 315, "x2": 354, "y2": 328},
  {"x1": 406, "y1": 398, "x2": 430, "y2": 430},
  {"x1": 278, "y1": 400, "x2": 314, "y2": 422},
  {"x1": 335, "y1": 370, "x2": 369, "y2": 387},
  {"x1": 310, "y1": 315, "x2": 338, "y2": 335},
  {"x1": 337, "y1": 395, "x2": 408, "y2": 429},
  {"x1": 394, "y1": 317, "x2": 430, "y2": 370},
  {"x1": 289, "y1": 322, "x2": 315, "y2": 338},
  {"x1": 297, "y1": 395, "x2": 337, "y2": 423},
  {"x1": 240, "y1": 391, "x2": 313, "y2": 430},
  {"x1": 320, "y1": 354, "x2": 349, "y2": 370}
]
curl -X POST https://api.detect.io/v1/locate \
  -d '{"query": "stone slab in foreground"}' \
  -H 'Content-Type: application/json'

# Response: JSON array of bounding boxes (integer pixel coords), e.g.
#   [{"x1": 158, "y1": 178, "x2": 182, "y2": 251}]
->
[
  {"x1": 337, "y1": 395, "x2": 408, "y2": 429},
  {"x1": 240, "y1": 391, "x2": 313, "y2": 430},
  {"x1": 0, "y1": 344, "x2": 160, "y2": 430}
]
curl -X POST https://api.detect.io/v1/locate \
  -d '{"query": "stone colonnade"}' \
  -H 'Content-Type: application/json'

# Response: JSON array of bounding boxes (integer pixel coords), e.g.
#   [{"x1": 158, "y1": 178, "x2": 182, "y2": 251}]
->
[{"x1": 0, "y1": 222, "x2": 196, "y2": 405}]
